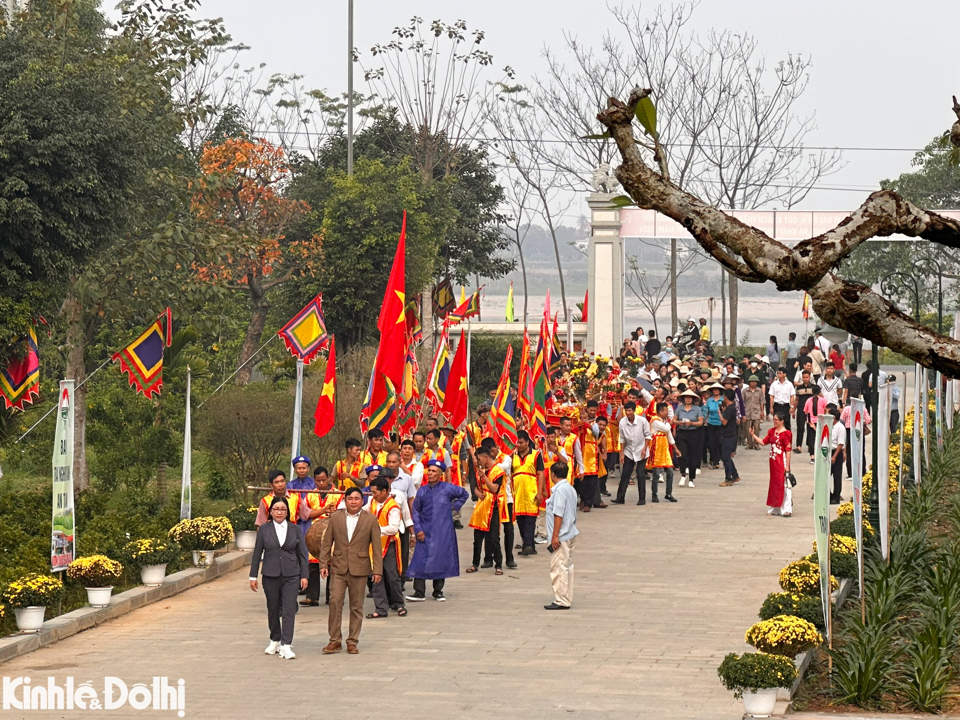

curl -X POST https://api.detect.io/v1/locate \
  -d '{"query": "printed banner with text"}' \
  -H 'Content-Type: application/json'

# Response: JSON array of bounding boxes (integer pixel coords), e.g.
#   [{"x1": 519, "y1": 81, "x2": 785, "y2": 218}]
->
[{"x1": 51, "y1": 380, "x2": 76, "y2": 572}]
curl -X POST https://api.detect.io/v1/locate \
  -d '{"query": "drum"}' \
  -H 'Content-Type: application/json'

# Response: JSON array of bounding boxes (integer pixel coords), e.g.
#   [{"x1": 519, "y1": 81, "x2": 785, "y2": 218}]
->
[{"x1": 305, "y1": 516, "x2": 329, "y2": 559}]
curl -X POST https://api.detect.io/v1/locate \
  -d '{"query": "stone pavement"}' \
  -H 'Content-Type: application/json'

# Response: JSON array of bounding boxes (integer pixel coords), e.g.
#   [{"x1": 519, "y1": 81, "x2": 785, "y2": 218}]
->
[{"x1": 1, "y1": 426, "x2": 841, "y2": 720}]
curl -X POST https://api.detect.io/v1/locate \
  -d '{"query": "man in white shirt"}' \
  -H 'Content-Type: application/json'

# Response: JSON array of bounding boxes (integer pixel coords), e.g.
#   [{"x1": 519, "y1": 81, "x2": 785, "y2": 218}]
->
[
  {"x1": 829, "y1": 408, "x2": 846, "y2": 504},
  {"x1": 767, "y1": 367, "x2": 797, "y2": 431},
  {"x1": 366, "y1": 476, "x2": 406, "y2": 618},
  {"x1": 818, "y1": 363, "x2": 843, "y2": 407},
  {"x1": 384, "y1": 455, "x2": 416, "y2": 585},
  {"x1": 814, "y1": 330, "x2": 831, "y2": 358},
  {"x1": 613, "y1": 401, "x2": 651, "y2": 505}
]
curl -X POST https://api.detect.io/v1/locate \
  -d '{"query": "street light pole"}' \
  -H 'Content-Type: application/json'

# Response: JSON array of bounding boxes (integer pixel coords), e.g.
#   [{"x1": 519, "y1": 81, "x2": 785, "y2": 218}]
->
[{"x1": 346, "y1": 0, "x2": 354, "y2": 176}]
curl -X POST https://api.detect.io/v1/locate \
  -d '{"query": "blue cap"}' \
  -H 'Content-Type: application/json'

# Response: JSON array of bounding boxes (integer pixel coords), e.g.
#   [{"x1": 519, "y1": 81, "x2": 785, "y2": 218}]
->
[
  {"x1": 426, "y1": 459, "x2": 447, "y2": 471},
  {"x1": 292, "y1": 455, "x2": 311, "y2": 466},
  {"x1": 365, "y1": 464, "x2": 382, "y2": 475}
]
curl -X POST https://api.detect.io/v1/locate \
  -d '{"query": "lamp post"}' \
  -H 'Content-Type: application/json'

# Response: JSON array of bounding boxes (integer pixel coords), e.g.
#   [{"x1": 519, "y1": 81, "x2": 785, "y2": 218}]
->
[{"x1": 346, "y1": 0, "x2": 354, "y2": 176}]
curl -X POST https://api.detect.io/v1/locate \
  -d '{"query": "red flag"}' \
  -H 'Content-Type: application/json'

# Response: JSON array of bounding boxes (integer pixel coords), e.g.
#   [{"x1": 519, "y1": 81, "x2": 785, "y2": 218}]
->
[
  {"x1": 439, "y1": 330, "x2": 469, "y2": 428},
  {"x1": 313, "y1": 338, "x2": 337, "y2": 437},
  {"x1": 488, "y1": 345, "x2": 517, "y2": 453},
  {"x1": 517, "y1": 327, "x2": 532, "y2": 423},
  {"x1": 582, "y1": 289, "x2": 589, "y2": 322}
]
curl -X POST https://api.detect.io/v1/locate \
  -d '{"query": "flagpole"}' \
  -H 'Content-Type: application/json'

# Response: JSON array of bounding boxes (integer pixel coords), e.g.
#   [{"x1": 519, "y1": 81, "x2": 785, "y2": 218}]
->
[
  {"x1": 466, "y1": 320, "x2": 473, "y2": 424},
  {"x1": 180, "y1": 367, "x2": 192, "y2": 520},
  {"x1": 290, "y1": 358, "x2": 304, "y2": 480}
]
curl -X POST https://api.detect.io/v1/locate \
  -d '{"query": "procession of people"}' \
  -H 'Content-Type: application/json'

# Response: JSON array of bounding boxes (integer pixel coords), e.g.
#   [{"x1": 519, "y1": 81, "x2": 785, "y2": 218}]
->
[{"x1": 248, "y1": 319, "x2": 883, "y2": 657}]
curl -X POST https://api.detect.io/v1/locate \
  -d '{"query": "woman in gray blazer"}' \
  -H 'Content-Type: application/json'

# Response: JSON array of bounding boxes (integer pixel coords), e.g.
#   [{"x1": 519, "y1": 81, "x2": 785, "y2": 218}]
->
[{"x1": 249, "y1": 495, "x2": 309, "y2": 659}]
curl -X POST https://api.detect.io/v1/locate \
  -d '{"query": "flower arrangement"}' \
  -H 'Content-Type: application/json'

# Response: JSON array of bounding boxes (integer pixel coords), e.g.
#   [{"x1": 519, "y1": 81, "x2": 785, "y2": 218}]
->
[
  {"x1": 778, "y1": 559, "x2": 838, "y2": 594},
  {"x1": 831, "y1": 514, "x2": 874, "y2": 540},
  {"x1": 717, "y1": 652, "x2": 798, "y2": 699},
  {"x1": 121, "y1": 539, "x2": 180, "y2": 570},
  {"x1": 168, "y1": 516, "x2": 234, "y2": 551},
  {"x1": 1, "y1": 573, "x2": 65, "y2": 611},
  {"x1": 759, "y1": 592, "x2": 824, "y2": 629},
  {"x1": 67, "y1": 555, "x2": 124, "y2": 588},
  {"x1": 812, "y1": 535, "x2": 857, "y2": 555},
  {"x1": 226, "y1": 506, "x2": 258, "y2": 533},
  {"x1": 805, "y1": 551, "x2": 858, "y2": 579},
  {"x1": 745, "y1": 615, "x2": 823, "y2": 658}
]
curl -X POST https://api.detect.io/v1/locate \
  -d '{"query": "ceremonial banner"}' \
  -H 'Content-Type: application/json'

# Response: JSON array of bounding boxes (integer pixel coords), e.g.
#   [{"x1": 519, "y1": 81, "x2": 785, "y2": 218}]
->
[
  {"x1": 432, "y1": 278, "x2": 456, "y2": 319},
  {"x1": 505, "y1": 282, "x2": 515, "y2": 323},
  {"x1": 51, "y1": 381, "x2": 76, "y2": 572},
  {"x1": 517, "y1": 328, "x2": 532, "y2": 423},
  {"x1": 849, "y1": 398, "x2": 865, "y2": 597},
  {"x1": 913, "y1": 366, "x2": 922, "y2": 488},
  {"x1": 277, "y1": 294, "x2": 328, "y2": 365},
  {"x1": 313, "y1": 338, "x2": 337, "y2": 438},
  {"x1": 935, "y1": 371, "x2": 943, "y2": 449},
  {"x1": 447, "y1": 290, "x2": 481, "y2": 325},
  {"x1": 405, "y1": 300, "x2": 423, "y2": 345},
  {"x1": 289, "y1": 359, "x2": 305, "y2": 481},
  {"x1": 439, "y1": 331, "x2": 469, "y2": 428},
  {"x1": 813, "y1": 414, "x2": 832, "y2": 645},
  {"x1": 488, "y1": 345, "x2": 517, "y2": 452},
  {"x1": 582, "y1": 289, "x2": 589, "y2": 323},
  {"x1": 877, "y1": 383, "x2": 891, "y2": 560},
  {"x1": 550, "y1": 315, "x2": 563, "y2": 377},
  {"x1": 0, "y1": 326, "x2": 40, "y2": 411},
  {"x1": 425, "y1": 326, "x2": 451, "y2": 412},
  {"x1": 180, "y1": 368, "x2": 192, "y2": 520},
  {"x1": 921, "y1": 367, "x2": 930, "y2": 469},
  {"x1": 398, "y1": 334, "x2": 421, "y2": 435},
  {"x1": 529, "y1": 316, "x2": 551, "y2": 441},
  {"x1": 112, "y1": 308, "x2": 172, "y2": 398},
  {"x1": 802, "y1": 292, "x2": 810, "y2": 320}
]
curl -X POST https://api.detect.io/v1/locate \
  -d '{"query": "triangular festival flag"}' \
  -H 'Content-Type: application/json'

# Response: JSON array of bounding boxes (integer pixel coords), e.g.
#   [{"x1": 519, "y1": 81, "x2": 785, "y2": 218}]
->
[
  {"x1": 439, "y1": 330, "x2": 469, "y2": 428},
  {"x1": 313, "y1": 338, "x2": 337, "y2": 438},
  {"x1": 278, "y1": 294, "x2": 329, "y2": 364},
  {"x1": 505, "y1": 282, "x2": 515, "y2": 323},
  {"x1": 0, "y1": 326, "x2": 40, "y2": 411},
  {"x1": 488, "y1": 344, "x2": 517, "y2": 453},
  {"x1": 112, "y1": 309, "x2": 172, "y2": 398}
]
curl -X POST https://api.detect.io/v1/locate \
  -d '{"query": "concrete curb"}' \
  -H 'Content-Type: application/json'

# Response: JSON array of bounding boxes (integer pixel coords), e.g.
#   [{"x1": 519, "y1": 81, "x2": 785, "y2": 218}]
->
[{"x1": 0, "y1": 550, "x2": 250, "y2": 665}]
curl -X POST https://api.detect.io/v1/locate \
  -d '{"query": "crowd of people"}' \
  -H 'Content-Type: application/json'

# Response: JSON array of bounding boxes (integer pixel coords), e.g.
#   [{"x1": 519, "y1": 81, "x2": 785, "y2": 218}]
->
[{"x1": 247, "y1": 323, "x2": 894, "y2": 658}]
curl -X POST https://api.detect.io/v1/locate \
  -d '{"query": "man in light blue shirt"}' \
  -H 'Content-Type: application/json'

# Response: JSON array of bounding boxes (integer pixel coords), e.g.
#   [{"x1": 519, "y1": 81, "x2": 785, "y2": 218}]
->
[{"x1": 544, "y1": 460, "x2": 578, "y2": 610}]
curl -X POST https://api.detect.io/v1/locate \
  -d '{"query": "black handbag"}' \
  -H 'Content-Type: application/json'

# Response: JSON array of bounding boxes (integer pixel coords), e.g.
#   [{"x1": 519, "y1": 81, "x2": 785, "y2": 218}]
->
[{"x1": 786, "y1": 472, "x2": 797, "y2": 488}]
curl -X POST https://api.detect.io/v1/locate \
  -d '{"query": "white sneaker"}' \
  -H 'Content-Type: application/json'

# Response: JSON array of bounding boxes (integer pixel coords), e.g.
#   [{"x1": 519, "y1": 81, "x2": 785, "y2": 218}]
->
[
  {"x1": 264, "y1": 640, "x2": 281, "y2": 655},
  {"x1": 688, "y1": 479, "x2": 695, "y2": 488},
  {"x1": 678, "y1": 476, "x2": 687, "y2": 487},
  {"x1": 278, "y1": 644, "x2": 296, "y2": 660}
]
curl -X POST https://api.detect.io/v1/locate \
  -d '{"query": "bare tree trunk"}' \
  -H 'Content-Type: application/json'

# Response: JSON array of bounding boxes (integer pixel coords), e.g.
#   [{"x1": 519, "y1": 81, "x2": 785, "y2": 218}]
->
[
  {"x1": 538, "y1": 189, "x2": 569, "y2": 321},
  {"x1": 236, "y1": 280, "x2": 269, "y2": 386},
  {"x1": 720, "y1": 271, "x2": 727, "y2": 349},
  {"x1": 670, "y1": 238, "x2": 678, "y2": 332},
  {"x1": 517, "y1": 238, "x2": 529, "y2": 325},
  {"x1": 729, "y1": 273, "x2": 739, "y2": 351},
  {"x1": 63, "y1": 294, "x2": 90, "y2": 492}
]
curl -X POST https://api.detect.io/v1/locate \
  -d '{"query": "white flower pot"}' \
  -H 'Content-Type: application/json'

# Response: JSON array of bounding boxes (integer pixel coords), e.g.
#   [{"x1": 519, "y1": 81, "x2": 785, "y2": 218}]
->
[
  {"x1": 85, "y1": 586, "x2": 113, "y2": 608},
  {"x1": 140, "y1": 564, "x2": 168, "y2": 586},
  {"x1": 192, "y1": 550, "x2": 216, "y2": 567},
  {"x1": 742, "y1": 687, "x2": 778, "y2": 717},
  {"x1": 235, "y1": 530, "x2": 257, "y2": 551},
  {"x1": 14, "y1": 606, "x2": 45, "y2": 633}
]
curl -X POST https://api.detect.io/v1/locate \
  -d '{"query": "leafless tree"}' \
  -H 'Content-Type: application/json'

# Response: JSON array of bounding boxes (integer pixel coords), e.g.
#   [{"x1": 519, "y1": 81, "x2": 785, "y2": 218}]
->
[
  {"x1": 500, "y1": 173, "x2": 535, "y2": 324},
  {"x1": 626, "y1": 238, "x2": 705, "y2": 337},
  {"x1": 532, "y1": 2, "x2": 840, "y2": 345},
  {"x1": 598, "y1": 88, "x2": 960, "y2": 376}
]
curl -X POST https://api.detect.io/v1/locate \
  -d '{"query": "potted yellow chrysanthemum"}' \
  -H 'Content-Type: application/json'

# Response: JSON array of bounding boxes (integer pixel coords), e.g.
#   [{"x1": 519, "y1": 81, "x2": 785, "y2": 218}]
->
[
  {"x1": 168, "y1": 516, "x2": 234, "y2": 566},
  {"x1": 226, "y1": 506, "x2": 259, "y2": 551},
  {"x1": 1, "y1": 573, "x2": 65, "y2": 632},
  {"x1": 67, "y1": 555, "x2": 124, "y2": 607},
  {"x1": 122, "y1": 538, "x2": 180, "y2": 586}
]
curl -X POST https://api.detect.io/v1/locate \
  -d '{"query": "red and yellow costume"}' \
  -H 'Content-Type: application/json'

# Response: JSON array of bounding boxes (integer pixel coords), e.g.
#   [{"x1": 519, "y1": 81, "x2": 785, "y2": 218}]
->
[
  {"x1": 369, "y1": 495, "x2": 402, "y2": 572},
  {"x1": 579, "y1": 421, "x2": 604, "y2": 477},
  {"x1": 421, "y1": 446, "x2": 451, "y2": 484},
  {"x1": 646, "y1": 420, "x2": 675, "y2": 470},
  {"x1": 469, "y1": 464, "x2": 508, "y2": 532},
  {"x1": 334, "y1": 458, "x2": 364, "y2": 488},
  {"x1": 448, "y1": 432, "x2": 465, "y2": 487},
  {"x1": 360, "y1": 449, "x2": 388, "y2": 468},
  {"x1": 260, "y1": 492, "x2": 302, "y2": 524},
  {"x1": 512, "y1": 449, "x2": 543, "y2": 517},
  {"x1": 559, "y1": 432, "x2": 580, "y2": 479},
  {"x1": 541, "y1": 449, "x2": 561, "y2": 506}
]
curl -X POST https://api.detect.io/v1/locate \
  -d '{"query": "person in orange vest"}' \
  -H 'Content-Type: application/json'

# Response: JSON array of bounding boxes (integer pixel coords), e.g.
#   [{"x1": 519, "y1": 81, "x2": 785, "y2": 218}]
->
[
  {"x1": 440, "y1": 424, "x2": 466, "y2": 529},
  {"x1": 466, "y1": 445, "x2": 507, "y2": 574},
  {"x1": 577, "y1": 400, "x2": 606, "y2": 512},
  {"x1": 366, "y1": 475, "x2": 407, "y2": 617},
  {"x1": 595, "y1": 415, "x2": 612, "y2": 501},
  {"x1": 557, "y1": 416, "x2": 584, "y2": 489},
  {"x1": 421, "y1": 429, "x2": 452, "y2": 485},
  {"x1": 512, "y1": 430, "x2": 545, "y2": 556},
  {"x1": 465, "y1": 404, "x2": 490, "y2": 500},
  {"x1": 334, "y1": 438, "x2": 365, "y2": 489},
  {"x1": 301, "y1": 468, "x2": 343, "y2": 607},
  {"x1": 360, "y1": 429, "x2": 389, "y2": 468},
  {"x1": 256, "y1": 470, "x2": 304, "y2": 526},
  {"x1": 479, "y1": 437, "x2": 516, "y2": 570}
]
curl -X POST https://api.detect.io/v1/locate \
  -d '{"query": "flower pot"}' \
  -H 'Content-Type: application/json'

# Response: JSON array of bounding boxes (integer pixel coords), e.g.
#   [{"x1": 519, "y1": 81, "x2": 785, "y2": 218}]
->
[
  {"x1": 14, "y1": 606, "x2": 45, "y2": 633},
  {"x1": 140, "y1": 564, "x2": 168, "y2": 587},
  {"x1": 742, "y1": 687, "x2": 778, "y2": 717},
  {"x1": 85, "y1": 586, "x2": 114, "y2": 608},
  {"x1": 235, "y1": 530, "x2": 257, "y2": 552},
  {"x1": 192, "y1": 550, "x2": 216, "y2": 567}
]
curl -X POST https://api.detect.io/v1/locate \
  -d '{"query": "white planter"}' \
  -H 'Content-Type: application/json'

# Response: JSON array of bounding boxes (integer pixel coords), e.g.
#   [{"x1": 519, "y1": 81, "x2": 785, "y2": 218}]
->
[
  {"x1": 85, "y1": 586, "x2": 113, "y2": 608},
  {"x1": 235, "y1": 530, "x2": 257, "y2": 551},
  {"x1": 742, "y1": 687, "x2": 778, "y2": 717},
  {"x1": 14, "y1": 606, "x2": 45, "y2": 633},
  {"x1": 140, "y1": 564, "x2": 168, "y2": 586},
  {"x1": 192, "y1": 550, "x2": 216, "y2": 567}
]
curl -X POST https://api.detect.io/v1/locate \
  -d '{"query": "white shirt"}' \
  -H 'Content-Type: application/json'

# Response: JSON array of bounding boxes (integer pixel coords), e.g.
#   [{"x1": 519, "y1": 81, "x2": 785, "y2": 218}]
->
[
  {"x1": 398, "y1": 461, "x2": 423, "y2": 490},
  {"x1": 389, "y1": 488, "x2": 414, "y2": 529},
  {"x1": 558, "y1": 434, "x2": 585, "y2": 474},
  {"x1": 818, "y1": 376, "x2": 843, "y2": 406},
  {"x1": 365, "y1": 498, "x2": 402, "y2": 536},
  {"x1": 768, "y1": 379, "x2": 796, "y2": 405},
  {"x1": 345, "y1": 510, "x2": 361, "y2": 542},
  {"x1": 815, "y1": 335, "x2": 831, "y2": 357},
  {"x1": 619, "y1": 414, "x2": 652, "y2": 461},
  {"x1": 273, "y1": 519, "x2": 288, "y2": 546},
  {"x1": 831, "y1": 421, "x2": 846, "y2": 450}
]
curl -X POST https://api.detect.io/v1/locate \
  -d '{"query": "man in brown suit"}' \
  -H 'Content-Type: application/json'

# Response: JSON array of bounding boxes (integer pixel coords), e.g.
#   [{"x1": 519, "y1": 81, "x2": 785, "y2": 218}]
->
[{"x1": 319, "y1": 486, "x2": 383, "y2": 654}]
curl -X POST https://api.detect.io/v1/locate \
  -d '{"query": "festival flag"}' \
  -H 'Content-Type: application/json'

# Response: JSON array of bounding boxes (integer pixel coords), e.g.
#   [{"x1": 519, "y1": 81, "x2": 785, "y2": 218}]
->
[
  {"x1": 849, "y1": 398, "x2": 866, "y2": 597},
  {"x1": 313, "y1": 338, "x2": 337, "y2": 438},
  {"x1": 447, "y1": 290, "x2": 482, "y2": 325},
  {"x1": 432, "y1": 278, "x2": 456, "y2": 319},
  {"x1": 530, "y1": 317, "x2": 551, "y2": 441},
  {"x1": 398, "y1": 332, "x2": 421, "y2": 435},
  {"x1": 459, "y1": 286, "x2": 467, "y2": 306},
  {"x1": 548, "y1": 314, "x2": 562, "y2": 397},
  {"x1": 517, "y1": 328, "x2": 532, "y2": 423},
  {"x1": 405, "y1": 299, "x2": 423, "y2": 345},
  {"x1": 877, "y1": 382, "x2": 891, "y2": 560},
  {"x1": 544, "y1": 288, "x2": 552, "y2": 324},
  {"x1": 582, "y1": 289, "x2": 589, "y2": 322},
  {"x1": 802, "y1": 292, "x2": 810, "y2": 320},
  {"x1": 506, "y1": 282, "x2": 515, "y2": 322},
  {"x1": 813, "y1": 414, "x2": 833, "y2": 647},
  {"x1": 488, "y1": 345, "x2": 517, "y2": 452},
  {"x1": 112, "y1": 308, "x2": 172, "y2": 398},
  {"x1": 425, "y1": 325, "x2": 451, "y2": 412},
  {"x1": 277, "y1": 294, "x2": 329, "y2": 364},
  {"x1": 0, "y1": 326, "x2": 40, "y2": 411},
  {"x1": 358, "y1": 365, "x2": 374, "y2": 434},
  {"x1": 439, "y1": 330, "x2": 469, "y2": 428}
]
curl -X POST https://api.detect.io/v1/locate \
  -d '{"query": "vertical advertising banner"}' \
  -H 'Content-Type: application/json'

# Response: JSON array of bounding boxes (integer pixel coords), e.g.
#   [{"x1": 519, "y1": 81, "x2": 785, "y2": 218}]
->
[
  {"x1": 914, "y1": 366, "x2": 922, "y2": 488},
  {"x1": 849, "y1": 398, "x2": 865, "y2": 596},
  {"x1": 51, "y1": 380, "x2": 76, "y2": 572},
  {"x1": 877, "y1": 383, "x2": 891, "y2": 560},
  {"x1": 935, "y1": 371, "x2": 943, "y2": 449},
  {"x1": 814, "y1": 414, "x2": 833, "y2": 643},
  {"x1": 180, "y1": 367, "x2": 192, "y2": 521},
  {"x1": 921, "y1": 367, "x2": 930, "y2": 469}
]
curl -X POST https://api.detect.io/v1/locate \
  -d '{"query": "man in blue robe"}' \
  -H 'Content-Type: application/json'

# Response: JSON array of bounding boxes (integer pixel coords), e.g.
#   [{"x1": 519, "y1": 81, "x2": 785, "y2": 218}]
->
[{"x1": 405, "y1": 460, "x2": 469, "y2": 602}]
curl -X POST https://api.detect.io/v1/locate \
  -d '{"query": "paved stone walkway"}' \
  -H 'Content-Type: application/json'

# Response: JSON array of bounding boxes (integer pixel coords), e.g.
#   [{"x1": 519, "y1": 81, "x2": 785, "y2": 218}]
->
[{"x1": 3, "y1": 424, "x2": 840, "y2": 720}]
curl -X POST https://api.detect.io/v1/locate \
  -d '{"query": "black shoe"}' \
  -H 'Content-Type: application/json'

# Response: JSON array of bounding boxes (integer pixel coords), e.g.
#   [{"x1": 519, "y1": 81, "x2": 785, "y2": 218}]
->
[
  {"x1": 637, "y1": 500, "x2": 646, "y2": 505},
  {"x1": 652, "y1": 496, "x2": 659, "y2": 503},
  {"x1": 454, "y1": 520, "x2": 463, "y2": 529},
  {"x1": 507, "y1": 561, "x2": 518, "y2": 569},
  {"x1": 600, "y1": 490, "x2": 611, "y2": 497},
  {"x1": 544, "y1": 602, "x2": 570, "y2": 610},
  {"x1": 480, "y1": 561, "x2": 493, "y2": 569},
  {"x1": 664, "y1": 495, "x2": 678, "y2": 502},
  {"x1": 519, "y1": 546, "x2": 534, "y2": 556},
  {"x1": 611, "y1": 499, "x2": 625, "y2": 505}
]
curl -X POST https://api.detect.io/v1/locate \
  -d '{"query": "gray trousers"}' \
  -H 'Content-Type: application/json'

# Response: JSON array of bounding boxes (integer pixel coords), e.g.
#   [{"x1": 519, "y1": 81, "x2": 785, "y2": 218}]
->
[
  {"x1": 263, "y1": 575, "x2": 300, "y2": 645},
  {"x1": 372, "y1": 544, "x2": 405, "y2": 614}
]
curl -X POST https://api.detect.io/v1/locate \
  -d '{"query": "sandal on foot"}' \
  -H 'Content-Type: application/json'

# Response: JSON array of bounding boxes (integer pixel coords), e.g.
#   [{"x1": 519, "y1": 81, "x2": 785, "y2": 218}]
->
[
  {"x1": 465, "y1": 566, "x2": 479, "y2": 573},
  {"x1": 495, "y1": 567, "x2": 504, "y2": 575},
  {"x1": 365, "y1": 612, "x2": 387, "y2": 619},
  {"x1": 396, "y1": 607, "x2": 408, "y2": 616}
]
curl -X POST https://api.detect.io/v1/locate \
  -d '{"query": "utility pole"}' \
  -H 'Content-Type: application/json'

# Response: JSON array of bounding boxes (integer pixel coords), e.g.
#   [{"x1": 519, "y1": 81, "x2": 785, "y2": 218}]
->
[
  {"x1": 346, "y1": 0, "x2": 354, "y2": 176},
  {"x1": 708, "y1": 297, "x2": 715, "y2": 344}
]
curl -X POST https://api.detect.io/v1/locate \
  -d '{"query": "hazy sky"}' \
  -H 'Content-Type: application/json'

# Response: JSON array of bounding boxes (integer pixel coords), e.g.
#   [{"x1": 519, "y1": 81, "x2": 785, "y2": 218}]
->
[{"x1": 188, "y1": 0, "x2": 960, "y2": 216}]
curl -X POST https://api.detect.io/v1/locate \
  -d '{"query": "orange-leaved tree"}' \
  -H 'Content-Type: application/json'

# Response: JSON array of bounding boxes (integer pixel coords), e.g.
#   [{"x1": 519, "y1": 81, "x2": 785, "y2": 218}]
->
[{"x1": 192, "y1": 137, "x2": 320, "y2": 384}]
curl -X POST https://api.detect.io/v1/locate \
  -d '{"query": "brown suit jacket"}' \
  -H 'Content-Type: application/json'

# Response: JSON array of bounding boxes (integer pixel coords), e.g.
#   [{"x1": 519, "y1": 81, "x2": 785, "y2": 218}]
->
[{"x1": 318, "y1": 508, "x2": 383, "y2": 577}]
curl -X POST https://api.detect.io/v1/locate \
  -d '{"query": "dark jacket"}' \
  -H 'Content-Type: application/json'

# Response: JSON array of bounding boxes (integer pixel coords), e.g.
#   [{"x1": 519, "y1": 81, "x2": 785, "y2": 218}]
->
[{"x1": 249, "y1": 521, "x2": 309, "y2": 580}]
